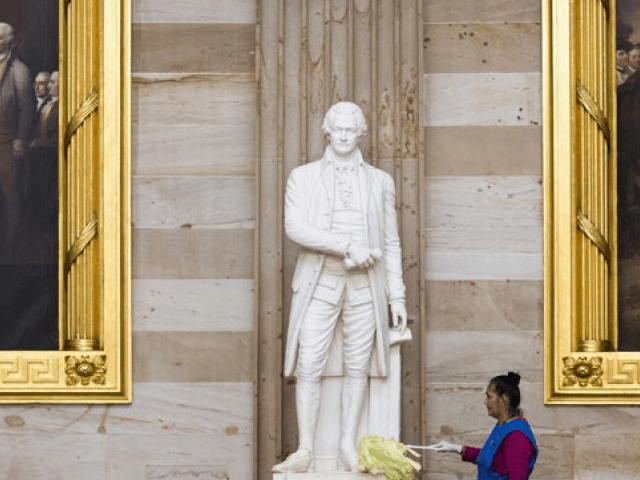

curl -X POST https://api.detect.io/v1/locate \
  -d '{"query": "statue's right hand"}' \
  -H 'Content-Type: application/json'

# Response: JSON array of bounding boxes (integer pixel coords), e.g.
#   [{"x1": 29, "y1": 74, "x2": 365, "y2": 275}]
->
[{"x1": 347, "y1": 243, "x2": 374, "y2": 268}]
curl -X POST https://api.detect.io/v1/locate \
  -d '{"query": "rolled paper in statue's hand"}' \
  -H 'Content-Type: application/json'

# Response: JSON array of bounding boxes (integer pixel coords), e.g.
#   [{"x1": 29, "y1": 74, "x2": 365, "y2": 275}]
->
[{"x1": 343, "y1": 248, "x2": 383, "y2": 270}]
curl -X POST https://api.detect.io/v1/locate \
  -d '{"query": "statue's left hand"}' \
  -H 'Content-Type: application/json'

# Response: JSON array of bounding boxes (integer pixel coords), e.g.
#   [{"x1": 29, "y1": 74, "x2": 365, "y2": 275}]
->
[{"x1": 390, "y1": 302, "x2": 407, "y2": 333}]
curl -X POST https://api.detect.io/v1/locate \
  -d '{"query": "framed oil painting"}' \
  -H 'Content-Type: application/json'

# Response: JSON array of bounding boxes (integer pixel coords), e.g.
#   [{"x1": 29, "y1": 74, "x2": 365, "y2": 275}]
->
[
  {"x1": 544, "y1": 0, "x2": 640, "y2": 403},
  {"x1": 0, "y1": 0, "x2": 130, "y2": 402}
]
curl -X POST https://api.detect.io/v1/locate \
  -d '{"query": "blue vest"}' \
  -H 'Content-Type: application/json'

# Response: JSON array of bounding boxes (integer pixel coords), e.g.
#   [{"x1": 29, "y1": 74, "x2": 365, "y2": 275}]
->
[{"x1": 476, "y1": 419, "x2": 538, "y2": 480}]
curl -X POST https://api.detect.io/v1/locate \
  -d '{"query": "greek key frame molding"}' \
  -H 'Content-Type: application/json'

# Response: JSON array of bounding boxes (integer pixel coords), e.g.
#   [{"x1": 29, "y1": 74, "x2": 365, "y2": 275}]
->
[
  {"x1": 544, "y1": 0, "x2": 640, "y2": 403},
  {"x1": 0, "y1": 0, "x2": 131, "y2": 403}
]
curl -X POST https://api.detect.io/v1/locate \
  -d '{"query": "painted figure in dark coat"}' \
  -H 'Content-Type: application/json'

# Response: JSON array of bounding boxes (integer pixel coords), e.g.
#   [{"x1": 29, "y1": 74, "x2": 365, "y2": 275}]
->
[{"x1": 0, "y1": 22, "x2": 35, "y2": 249}]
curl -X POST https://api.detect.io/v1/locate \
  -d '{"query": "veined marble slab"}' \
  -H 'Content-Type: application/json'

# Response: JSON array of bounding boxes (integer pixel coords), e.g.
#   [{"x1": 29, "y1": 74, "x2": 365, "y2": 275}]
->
[
  {"x1": 133, "y1": 279, "x2": 253, "y2": 332},
  {"x1": 132, "y1": 176, "x2": 253, "y2": 229},
  {"x1": 132, "y1": 73, "x2": 254, "y2": 126},
  {"x1": 132, "y1": 125, "x2": 254, "y2": 176},
  {"x1": 424, "y1": 23, "x2": 540, "y2": 73},
  {"x1": 423, "y1": 0, "x2": 540, "y2": 23},
  {"x1": 134, "y1": 0, "x2": 256, "y2": 23},
  {"x1": 423, "y1": 72, "x2": 541, "y2": 126}
]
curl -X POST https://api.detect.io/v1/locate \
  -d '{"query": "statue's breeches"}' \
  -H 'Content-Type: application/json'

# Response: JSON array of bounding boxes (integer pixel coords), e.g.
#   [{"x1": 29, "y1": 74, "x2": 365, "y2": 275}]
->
[{"x1": 296, "y1": 265, "x2": 376, "y2": 380}]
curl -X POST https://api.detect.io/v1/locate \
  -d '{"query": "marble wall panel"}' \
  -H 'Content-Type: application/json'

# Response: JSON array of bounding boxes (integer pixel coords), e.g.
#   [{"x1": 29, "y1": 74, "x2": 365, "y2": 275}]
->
[
  {"x1": 133, "y1": 0, "x2": 256, "y2": 23},
  {"x1": 423, "y1": 0, "x2": 540, "y2": 23},
  {"x1": 132, "y1": 176, "x2": 253, "y2": 228},
  {"x1": 133, "y1": 332, "x2": 253, "y2": 382},
  {"x1": 133, "y1": 279, "x2": 253, "y2": 331},
  {"x1": 425, "y1": 176, "x2": 542, "y2": 253},
  {"x1": 425, "y1": 280, "x2": 542, "y2": 331},
  {"x1": 132, "y1": 228, "x2": 253, "y2": 279},
  {"x1": 105, "y1": 382, "x2": 253, "y2": 436},
  {"x1": 426, "y1": 331, "x2": 543, "y2": 384},
  {"x1": 105, "y1": 435, "x2": 252, "y2": 480},
  {"x1": 423, "y1": 73, "x2": 541, "y2": 126},
  {"x1": 425, "y1": 251, "x2": 542, "y2": 280},
  {"x1": 0, "y1": 435, "x2": 108, "y2": 480},
  {"x1": 424, "y1": 23, "x2": 540, "y2": 73},
  {"x1": 132, "y1": 24, "x2": 255, "y2": 73},
  {"x1": 132, "y1": 125, "x2": 254, "y2": 176},
  {"x1": 424, "y1": 126, "x2": 542, "y2": 176},
  {"x1": 132, "y1": 73, "x2": 254, "y2": 126},
  {"x1": 574, "y1": 434, "x2": 640, "y2": 480},
  {"x1": 0, "y1": 383, "x2": 252, "y2": 437}
]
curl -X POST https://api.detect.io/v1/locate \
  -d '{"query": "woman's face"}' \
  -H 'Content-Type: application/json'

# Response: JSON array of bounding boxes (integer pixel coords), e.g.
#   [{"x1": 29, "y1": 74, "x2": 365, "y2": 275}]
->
[{"x1": 483, "y1": 383, "x2": 502, "y2": 419}]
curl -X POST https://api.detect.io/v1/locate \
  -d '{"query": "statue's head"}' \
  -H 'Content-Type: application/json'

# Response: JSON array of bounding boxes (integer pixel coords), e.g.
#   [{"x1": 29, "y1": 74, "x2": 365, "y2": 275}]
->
[
  {"x1": 0, "y1": 23, "x2": 15, "y2": 55},
  {"x1": 322, "y1": 102, "x2": 367, "y2": 158}
]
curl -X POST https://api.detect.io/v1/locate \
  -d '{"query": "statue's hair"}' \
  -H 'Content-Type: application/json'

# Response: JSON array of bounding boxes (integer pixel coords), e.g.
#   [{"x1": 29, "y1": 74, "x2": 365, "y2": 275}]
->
[
  {"x1": 322, "y1": 101, "x2": 367, "y2": 136},
  {"x1": 0, "y1": 23, "x2": 15, "y2": 52}
]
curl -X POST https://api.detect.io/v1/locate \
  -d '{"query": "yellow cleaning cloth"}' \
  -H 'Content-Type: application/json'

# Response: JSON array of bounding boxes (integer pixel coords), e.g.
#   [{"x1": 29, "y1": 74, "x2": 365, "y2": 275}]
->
[{"x1": 358, "y1": 436, "x2": 421, "y2": 480}]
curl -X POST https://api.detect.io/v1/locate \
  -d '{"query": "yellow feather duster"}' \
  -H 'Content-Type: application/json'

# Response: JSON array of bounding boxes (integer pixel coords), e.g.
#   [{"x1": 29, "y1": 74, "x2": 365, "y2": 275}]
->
[{"x1": 358, "y1": 436, "x2": 421, "y2": 480}]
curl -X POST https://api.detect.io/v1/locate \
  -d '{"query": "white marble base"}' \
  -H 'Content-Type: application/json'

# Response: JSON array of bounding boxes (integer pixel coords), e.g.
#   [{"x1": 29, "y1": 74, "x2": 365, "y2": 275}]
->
[
  {"x1": 273, "y1": 474, "x2": 385, "y2": 480},
  {"x1": 312, "y1": 343, "x2": 403, "y2": 470}
]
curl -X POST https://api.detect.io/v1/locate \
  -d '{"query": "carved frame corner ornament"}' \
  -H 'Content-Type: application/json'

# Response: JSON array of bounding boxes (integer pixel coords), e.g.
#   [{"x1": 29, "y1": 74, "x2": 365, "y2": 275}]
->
[
  {"x1": 562, "y1": 356, "x2": 604, "y2": 387},
  {"x1": 65, "y1": 356, "x2": 107, "y2": 386},
  {"x1": 544, "y1": 0, "x2": 640, "y2": 403},
  {"x1": 0, "y1": 0, "x2": 131, "y2": 403}
]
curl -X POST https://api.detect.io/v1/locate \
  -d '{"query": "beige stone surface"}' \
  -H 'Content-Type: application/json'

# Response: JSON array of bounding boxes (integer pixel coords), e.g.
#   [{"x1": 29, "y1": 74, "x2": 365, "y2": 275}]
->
[
  {"x1": 0, "y1": 435, "x2": 108, "y2": 480},
  {"x1": 424, "y1": 126, "x2": 542, "y2": 176},
  {"x1": 132, "y1": 24, "x2": 255, "y2": 73},
  {"x1": 574, "y1": 434, "x2": 640, "y2": 480},
  {"x1": 132, "y1": 176, "x2": 253, "y2": 228},
  {"x1": 424, "y1": 176, "x2": 542, "y2": 253},
  {"x1": 133, "y1": 0, "x2": 256, "y2": 23},
  {"x1": 426, "y1": 280, "x2": 542, "y2": 331},
  {"x1": 426, "y1": 331, "x2": 543, "y2": 384},
  {"x1": 132, "y1": 228, "x2": 253, "y2": 279},
  {"x1": 423, "y1": 0, "x2": 540, "y2": 23},
  {"x1": 145, "y1": 465, "x2": 227, "y2": 480},
  {"x1": 424, "y1": 23, "x2": 540, "y2": 73},
  {"x1": 423, "y1": 72, "x2": 541, "y2": 126},
  {"x1": 133, "y1": 331, "x2": 253, "y2": 382},
  {"x1": 105, "y1": 435, "x2": 252, "y2": 480},
  {"x1": 425, "y1": 250, "x2": 542, "y2": 280},
  {"x1": 132, "y1": 73, "x2": 254, "y2": 126},
  {"x1": 133, "y1": 279, "x2": 254, "y2": 331},
  {"x1": 132, "y1": 125, "x2": 254, "y2": 176}
]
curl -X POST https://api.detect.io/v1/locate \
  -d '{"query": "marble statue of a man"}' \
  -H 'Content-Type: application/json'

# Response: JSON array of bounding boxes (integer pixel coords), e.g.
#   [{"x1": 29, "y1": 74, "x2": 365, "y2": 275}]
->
[{"x1": 272, "y1": 101, "x2": 407, "y2": 473}]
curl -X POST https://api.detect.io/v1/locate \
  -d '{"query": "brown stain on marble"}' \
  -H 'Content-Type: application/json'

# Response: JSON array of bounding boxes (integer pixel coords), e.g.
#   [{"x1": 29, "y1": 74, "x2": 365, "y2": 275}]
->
[{"x1": 4, "y1": 415, "x2": 25, "y2": 428}]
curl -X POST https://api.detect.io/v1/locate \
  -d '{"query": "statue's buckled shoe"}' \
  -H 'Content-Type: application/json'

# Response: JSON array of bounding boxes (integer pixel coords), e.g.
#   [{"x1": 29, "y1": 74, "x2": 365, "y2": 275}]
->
[{"x1": 272, "y1": 448, "x2": 314, "y2": 473}]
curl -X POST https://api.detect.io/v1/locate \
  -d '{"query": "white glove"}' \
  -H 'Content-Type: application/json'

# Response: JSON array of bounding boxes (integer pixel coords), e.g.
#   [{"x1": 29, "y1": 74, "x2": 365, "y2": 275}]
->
[{"x1": 428, "y1": 440, "x2": 462, "y2": 454}]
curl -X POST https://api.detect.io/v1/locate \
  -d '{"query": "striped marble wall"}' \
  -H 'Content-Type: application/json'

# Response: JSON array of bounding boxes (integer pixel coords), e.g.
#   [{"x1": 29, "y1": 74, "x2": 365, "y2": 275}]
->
[
  {"x1": 420, "y1": 1, "x2": 640, "y2": 479},
  {"x1": 0, "y1": 1, "x2": 256, "y2": 479}
]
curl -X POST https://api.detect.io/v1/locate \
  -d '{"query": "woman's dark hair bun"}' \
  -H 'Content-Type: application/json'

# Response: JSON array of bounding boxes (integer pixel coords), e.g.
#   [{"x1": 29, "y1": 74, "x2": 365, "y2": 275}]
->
[{"x1": 506, "y1": 372, "x2": 521, "y2": 386}]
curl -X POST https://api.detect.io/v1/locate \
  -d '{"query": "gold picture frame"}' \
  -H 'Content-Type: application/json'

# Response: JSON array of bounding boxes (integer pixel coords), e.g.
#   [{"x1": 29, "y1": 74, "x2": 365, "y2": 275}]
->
[
  {"x1": 544, "y1": 0, "x2": 640, "y2": 403},
  {"x1": 0, "y1": 0, "x2": 131, "y2": 403}
]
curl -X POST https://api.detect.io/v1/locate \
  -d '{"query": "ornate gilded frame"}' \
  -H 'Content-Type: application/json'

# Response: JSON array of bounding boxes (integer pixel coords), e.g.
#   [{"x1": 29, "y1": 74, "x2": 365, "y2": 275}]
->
[
  {"x1": 544, "y1": 0, "x2": 640, "y2": 403},
  {"x1": 0, "y1": 0, "x2": 131, "y2": 403}
]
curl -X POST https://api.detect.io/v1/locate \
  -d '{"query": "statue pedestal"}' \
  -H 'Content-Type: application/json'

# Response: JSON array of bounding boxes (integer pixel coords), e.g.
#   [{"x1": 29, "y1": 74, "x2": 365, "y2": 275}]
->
[
  {"x1": 274, "y1": 343, "x2": 403, "y2": 477},
  {"x1": 274, "y1": 474, "x2": 385, "y2": 480}
]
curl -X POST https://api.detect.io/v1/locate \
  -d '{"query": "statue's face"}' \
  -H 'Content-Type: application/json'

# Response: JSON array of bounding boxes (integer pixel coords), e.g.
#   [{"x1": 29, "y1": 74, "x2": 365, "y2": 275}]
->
[{"x1": 327, "y1": 113, "x2": 360, "y2": 158}]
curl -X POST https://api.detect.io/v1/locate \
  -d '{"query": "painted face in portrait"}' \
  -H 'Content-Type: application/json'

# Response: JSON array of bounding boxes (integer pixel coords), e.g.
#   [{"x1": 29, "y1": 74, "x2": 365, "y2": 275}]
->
[
  {"x1": 617, "y1": 49, "x2": 629, "y2": 68},
  {"x1": 327, "y1": 113, "x2": 361, "y2": 158},
  {"x1": 629, "y1": 48, "x2": 640, "y2": 69},
  {"x1": 49, "y1": 71, "x2": 59, "y2": 97},
  {"x1": 35, "y1": 73, "x2": 50, "y2": 98}
]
